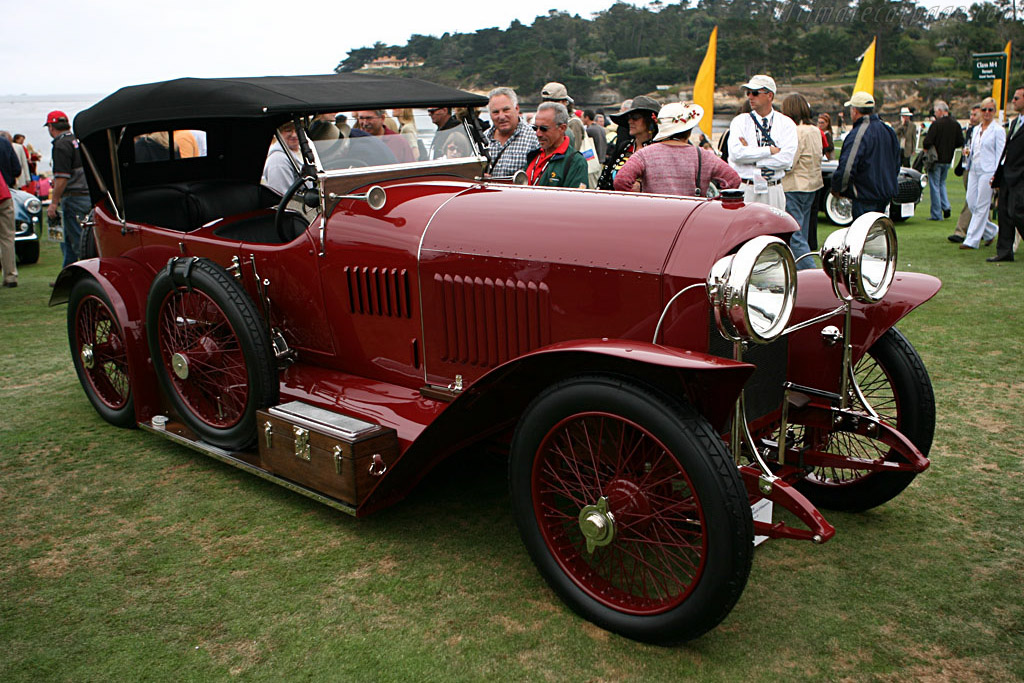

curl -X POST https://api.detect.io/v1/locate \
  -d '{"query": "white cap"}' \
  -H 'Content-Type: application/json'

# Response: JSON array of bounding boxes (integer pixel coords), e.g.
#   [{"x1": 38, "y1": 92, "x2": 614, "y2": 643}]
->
[
  {"x1": 845, "y1": 91, "x2": 875, "y2": 108},
  {"x1": 741, "y1": 75, "x2": 777, "y2": 94}
]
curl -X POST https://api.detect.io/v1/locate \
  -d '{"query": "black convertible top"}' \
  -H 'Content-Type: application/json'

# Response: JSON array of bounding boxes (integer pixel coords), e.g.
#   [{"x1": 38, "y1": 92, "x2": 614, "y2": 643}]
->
[
  {"x1": 74, "y1": 74, "x2": 489, "y2": 206},
  {"x1": 75, "y1": 73, "x2": 488, "y2": 139}
]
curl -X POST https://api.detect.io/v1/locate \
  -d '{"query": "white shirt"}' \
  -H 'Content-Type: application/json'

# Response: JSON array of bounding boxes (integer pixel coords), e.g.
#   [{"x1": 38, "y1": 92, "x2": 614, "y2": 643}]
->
[
  {"x1": 728, "y1": 109, "x2": 798, "y2": 181},
  {"x1": 261, "y1": 143, "x2": 302, "y2": 195},
  {"x1": 968, "y1": 121, "x2": 1006, "y2": 175}
]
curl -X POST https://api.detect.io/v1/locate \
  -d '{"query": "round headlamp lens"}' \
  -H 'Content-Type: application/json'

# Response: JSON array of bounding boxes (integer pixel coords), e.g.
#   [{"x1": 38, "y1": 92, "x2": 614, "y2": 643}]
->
[
  {"x1": 26, "y1": 197, "x2": 42, "y2": 214},
  {"x1": 820, "y1": 212, "x2": 896, "y2": 303},
  {"x1": 860, "y1": 220, "x2": 895, "y2": 300},
  {"x1": 707, "y1": 236, "x2": 796, "y2": 344},
  {"x1": 747, "y1": 243, "x2": 793, "y2": 339}
]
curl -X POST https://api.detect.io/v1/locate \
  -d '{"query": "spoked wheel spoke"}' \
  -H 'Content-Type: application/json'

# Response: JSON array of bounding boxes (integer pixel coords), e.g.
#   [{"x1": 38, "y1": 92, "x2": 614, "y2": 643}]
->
[
  {"x1": 146, "y1": 258, "x2": 277, "y2": 450},
  {"x1": 787, "y1": 328, "x2": 936, "y2": 512},
  {"x1": 510, "y1": 377, "x2": 753, "y2": 643},
  {"x1": 68, "y1": 280, "x2": 135, "y2": 428},
  {"x1": 74, "y1": 294, "x2": 131, "y2": 411},
  {"x1": 804, "y1": 348, "x2": 897, "y2": 486},
  {"x1": 157, "y1": 288, "x2": 250, "y2": 429},
  {"x1": 533, "y1": 412, "x2": 707, "y2": 614}
]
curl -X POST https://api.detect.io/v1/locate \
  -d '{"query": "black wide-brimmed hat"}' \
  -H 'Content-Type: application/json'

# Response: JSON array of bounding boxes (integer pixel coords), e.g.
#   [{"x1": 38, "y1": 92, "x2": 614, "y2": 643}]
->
[{"x1": 610, "y1": 96, "x2": 661, "y2": 125}]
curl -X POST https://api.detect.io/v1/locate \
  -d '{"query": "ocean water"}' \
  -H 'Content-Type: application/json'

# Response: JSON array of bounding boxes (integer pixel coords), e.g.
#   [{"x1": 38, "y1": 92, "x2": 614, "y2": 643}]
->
[{"x1": 0, "y1": 94, "x2": 102, "y2": 171}]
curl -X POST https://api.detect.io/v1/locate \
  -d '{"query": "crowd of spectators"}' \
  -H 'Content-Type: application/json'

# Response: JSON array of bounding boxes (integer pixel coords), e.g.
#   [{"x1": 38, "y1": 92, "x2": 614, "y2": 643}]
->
[
  {"x1": 11, "y1": 77, "x2": 1016, "y2": 299},
  {"x1": 248, "y1": 74, "x2": 1021, "y2": 266}
]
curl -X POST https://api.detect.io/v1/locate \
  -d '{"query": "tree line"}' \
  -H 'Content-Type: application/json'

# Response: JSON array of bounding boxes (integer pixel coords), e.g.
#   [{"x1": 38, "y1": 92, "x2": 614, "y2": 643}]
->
[{"x1": 336, "y1": 0, "x2": 1023, "y2": 102}]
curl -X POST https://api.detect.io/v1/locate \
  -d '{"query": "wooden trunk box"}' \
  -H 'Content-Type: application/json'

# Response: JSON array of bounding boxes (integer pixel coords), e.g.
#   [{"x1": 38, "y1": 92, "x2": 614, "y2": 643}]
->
[{"x1": 257, "y1": 401, "x2": 399, "y2": 506}]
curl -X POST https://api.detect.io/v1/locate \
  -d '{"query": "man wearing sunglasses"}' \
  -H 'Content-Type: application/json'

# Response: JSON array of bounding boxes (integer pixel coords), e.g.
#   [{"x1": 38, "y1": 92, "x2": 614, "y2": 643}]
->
[
  {"x1": 524, "y1": 102, "x2": 588, "y2": 188},
  {"x1": 727, "y1": 74, "x2": 797, "y2": 210},
  {"x1": 922, "y1": 99, "x2": 964, "y2": 220},
  {"x1": 428, "y1": 107, "x2": 462, "y2": 159}
]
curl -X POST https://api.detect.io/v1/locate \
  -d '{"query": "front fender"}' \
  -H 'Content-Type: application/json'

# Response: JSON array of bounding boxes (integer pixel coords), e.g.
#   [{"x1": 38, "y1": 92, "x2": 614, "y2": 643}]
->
[
  {"x1": 787, "y1": 270, "x2": 941, "y2": 393},
  {"x1": 358, "y1": 338, "x2": 754, "y2": 516},
  {"x1": 50, "y1": 258, "x2": 161, "y2": 423}
]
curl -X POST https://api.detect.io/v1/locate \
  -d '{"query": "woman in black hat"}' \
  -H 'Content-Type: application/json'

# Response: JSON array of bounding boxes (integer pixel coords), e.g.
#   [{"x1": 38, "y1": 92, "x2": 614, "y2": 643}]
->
[{"x1": 597, "y1": 96, "x2": 660, "y2": 190}]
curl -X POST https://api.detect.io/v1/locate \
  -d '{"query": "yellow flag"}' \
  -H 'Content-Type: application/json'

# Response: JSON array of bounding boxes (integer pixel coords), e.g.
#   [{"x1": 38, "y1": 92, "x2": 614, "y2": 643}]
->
[
  {"x1": 693, "y1": 26, "x2": 717, "y2": 139},
  {"x1": 853, "y1": 37, "x2": 876, "y2": 97},
  {"x1": 992, "y1": 41, "x2": 1012, "y2": 114}
]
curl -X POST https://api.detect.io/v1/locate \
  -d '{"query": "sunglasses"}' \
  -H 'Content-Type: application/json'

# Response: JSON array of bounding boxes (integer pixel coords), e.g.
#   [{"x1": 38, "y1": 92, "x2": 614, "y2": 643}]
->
[
  {"x1": 746, "y1": 89, "x2": 771, "y2": 96},
  {"x1": 980, "y1": 107, "x2": 995, "y2": 112},
  {"x1": 427, "y1": 108, "x2": 443, "y2": 114},
  {"x1": 531, "y1": 124, "x2": 553, "y2": 132}
]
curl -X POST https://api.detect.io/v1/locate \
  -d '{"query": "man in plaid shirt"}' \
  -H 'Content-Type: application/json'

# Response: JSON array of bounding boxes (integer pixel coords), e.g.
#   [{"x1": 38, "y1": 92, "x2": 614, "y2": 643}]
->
[{"x1": 483, "y1": 87, "x2": 539, "y2": 178}]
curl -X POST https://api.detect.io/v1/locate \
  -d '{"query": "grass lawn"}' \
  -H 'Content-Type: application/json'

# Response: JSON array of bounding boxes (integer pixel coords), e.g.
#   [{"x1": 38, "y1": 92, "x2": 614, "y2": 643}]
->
[{"x1": 1, "y1": 181, "x2": 1021, "y2": 681}]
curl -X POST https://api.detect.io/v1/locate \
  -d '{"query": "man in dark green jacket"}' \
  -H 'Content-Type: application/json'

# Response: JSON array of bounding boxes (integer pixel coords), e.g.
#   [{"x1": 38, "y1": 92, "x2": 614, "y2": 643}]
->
[{"x1": 524, "y1": 103, "x2": 589, "y2": 188}]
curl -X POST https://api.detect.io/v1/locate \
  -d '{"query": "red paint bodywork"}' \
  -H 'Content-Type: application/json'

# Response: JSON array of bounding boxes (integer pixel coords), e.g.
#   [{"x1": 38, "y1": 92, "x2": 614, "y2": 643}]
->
[{"x1": 59, "y1": 168, "x2": 938, "y2": 516}]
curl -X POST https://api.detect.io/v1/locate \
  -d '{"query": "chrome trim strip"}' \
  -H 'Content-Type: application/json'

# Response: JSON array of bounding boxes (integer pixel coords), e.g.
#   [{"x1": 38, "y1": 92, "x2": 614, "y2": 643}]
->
[
  {"x1": 139, "y1": 423, "x2": 357, "y2": 516},
  {"x1": 652, "y1": 283, "x2": 704, "y2": 344},
  {"x1": 415, "y1": 185, "x2": 477, "y2": 387},
  {"x1": 780, "y1": 304, "x2": 846, "y2": 336}
]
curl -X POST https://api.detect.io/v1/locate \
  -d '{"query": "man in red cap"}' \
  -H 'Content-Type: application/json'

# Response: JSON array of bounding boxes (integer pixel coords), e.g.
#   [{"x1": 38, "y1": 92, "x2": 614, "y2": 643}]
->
[{"x1": 45, "y1": 110, "x2": 91, "y2": 270}]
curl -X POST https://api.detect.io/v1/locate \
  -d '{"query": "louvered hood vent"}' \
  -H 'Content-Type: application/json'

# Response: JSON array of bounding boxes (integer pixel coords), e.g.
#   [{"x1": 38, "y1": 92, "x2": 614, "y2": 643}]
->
[
  {"x1": 345, "y1": 266, "x2": 412, "y2": 318},
  {"x1": 434, "y1": 274, "x2": 551, "y2": 367}
]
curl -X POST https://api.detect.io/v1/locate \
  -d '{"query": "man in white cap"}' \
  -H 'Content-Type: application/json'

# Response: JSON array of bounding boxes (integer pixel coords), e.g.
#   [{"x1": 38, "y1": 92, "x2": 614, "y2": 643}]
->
[
  {"x1": 894, "y1": 106, "x2": 917, "y2": 167},
  {"x1": 727, "y1": 75, "x2": 797, "y2": 210},
  {"x1": 830, "y1": 91, "x2": 901, "y2": 220},
  {"x1": 541, "y1": 82, "x2": 586, "y2": 153}
]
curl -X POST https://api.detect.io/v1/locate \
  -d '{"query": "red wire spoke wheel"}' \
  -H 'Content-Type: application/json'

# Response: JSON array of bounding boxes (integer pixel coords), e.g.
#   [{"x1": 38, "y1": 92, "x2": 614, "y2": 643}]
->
[
  {"x1": 533, "y1": 412, "x2": 707, "y2": 613},
  {"x1": 795, "y1": 327, "x2": 935, "y2": 512},
  {"x1": 68, "y1": 278, "x2": 135, "y2": 427},
  {"x1": 146, "y1": 258, "x2": 277, "y2": 450},
  {"x1": 510, "y1": 376, "x2": 752, "y2": 645},
  {"x1": 155, "y1": 288, "x2": 249, "y2": 429}
]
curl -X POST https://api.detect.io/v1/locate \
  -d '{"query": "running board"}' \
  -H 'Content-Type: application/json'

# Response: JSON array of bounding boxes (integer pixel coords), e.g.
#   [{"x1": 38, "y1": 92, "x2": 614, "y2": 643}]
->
[{"x1": 139, "y1": 421, "x2": 357, "y2": 516}]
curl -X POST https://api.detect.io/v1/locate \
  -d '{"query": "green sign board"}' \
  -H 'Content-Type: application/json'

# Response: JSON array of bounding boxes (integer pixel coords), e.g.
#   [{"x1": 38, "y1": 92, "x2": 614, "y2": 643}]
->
[{"x1": 973, "y1": 52, "x2": 1007, "y2": 80}]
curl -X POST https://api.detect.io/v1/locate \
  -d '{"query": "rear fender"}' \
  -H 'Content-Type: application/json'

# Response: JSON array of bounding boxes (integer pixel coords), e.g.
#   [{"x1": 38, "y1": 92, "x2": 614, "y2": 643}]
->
[
  {"x1": 50, "y1": 258, "x2": 161, "y2": 423},
  {"x1": 359, "y1": 339, "x2": 754, "y2": 515},
  {"x1": 786, "y1": 270, "x2": 941, "y2": 393}
]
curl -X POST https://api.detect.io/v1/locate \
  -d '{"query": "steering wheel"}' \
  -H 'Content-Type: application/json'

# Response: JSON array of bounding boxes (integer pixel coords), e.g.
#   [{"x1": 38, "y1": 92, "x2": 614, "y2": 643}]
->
[{"x1": 275, "y1": 174, "x2": 314, "y2": 243}]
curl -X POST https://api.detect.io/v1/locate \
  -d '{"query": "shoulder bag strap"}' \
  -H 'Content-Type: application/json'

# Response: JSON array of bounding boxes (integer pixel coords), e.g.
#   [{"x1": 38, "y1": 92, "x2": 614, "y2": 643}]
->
[{"x1": 693, "y1": 145, "x2": 704, "y2": 196}]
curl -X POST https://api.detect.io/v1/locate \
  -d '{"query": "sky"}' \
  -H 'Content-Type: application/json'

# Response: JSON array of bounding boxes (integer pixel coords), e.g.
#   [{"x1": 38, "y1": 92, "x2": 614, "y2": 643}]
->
[{"x1": 0, "y1": 0, "x2": 638, "y2": 96}]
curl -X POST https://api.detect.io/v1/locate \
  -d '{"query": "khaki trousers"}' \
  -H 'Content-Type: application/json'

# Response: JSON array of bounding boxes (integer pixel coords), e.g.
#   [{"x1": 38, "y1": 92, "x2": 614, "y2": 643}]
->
[{"x1": 0, "y1": 198, "x2": 17, "y2": 285}]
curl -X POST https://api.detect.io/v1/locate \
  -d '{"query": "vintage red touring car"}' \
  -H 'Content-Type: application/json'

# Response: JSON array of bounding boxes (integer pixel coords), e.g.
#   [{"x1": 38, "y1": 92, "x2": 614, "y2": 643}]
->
[{"x1": 53, "y1": 74, "x2": 940, "y2": 644}]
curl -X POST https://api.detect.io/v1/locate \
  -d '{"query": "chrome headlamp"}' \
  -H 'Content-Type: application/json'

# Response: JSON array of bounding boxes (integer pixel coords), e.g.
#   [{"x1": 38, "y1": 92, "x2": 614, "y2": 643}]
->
[
  {"x1": 820, "y1": 212, "x2": 897, "y2": 303},
  {"x1": 25, "y1": 197, "x2": 42, "y2": 214},
  {"x1": 706, "y1": 236, "x2": 797, "y2": 344}
]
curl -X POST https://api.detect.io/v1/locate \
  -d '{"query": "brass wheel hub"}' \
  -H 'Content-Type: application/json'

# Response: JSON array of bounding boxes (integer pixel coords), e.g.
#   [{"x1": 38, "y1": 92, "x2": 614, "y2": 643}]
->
[
  {"x1": 171, "y1": 352, "x2": 189, "y2": 380},
  {"x1": 80, "y1": 344, "x2": 94, "y2": 370},
  {"x1": 578, "y1": 496, "x2": 616, "y2": 554}
]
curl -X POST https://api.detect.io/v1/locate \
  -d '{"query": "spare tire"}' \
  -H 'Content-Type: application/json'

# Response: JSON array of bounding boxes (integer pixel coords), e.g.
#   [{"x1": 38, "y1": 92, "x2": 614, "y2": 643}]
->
[{"x1": 146, "y1": 257, "x2": 278, "y2": 449}]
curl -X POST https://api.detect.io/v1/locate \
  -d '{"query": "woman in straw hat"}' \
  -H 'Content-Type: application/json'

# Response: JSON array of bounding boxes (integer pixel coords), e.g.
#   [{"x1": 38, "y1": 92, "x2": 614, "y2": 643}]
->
[{"x1": 612, "y1": 102, "x2": 739, "y2": 197}]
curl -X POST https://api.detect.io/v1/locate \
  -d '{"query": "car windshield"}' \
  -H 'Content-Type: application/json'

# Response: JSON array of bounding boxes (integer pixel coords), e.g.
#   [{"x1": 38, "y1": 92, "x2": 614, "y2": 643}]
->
[{"x1": 312, "y1": 125, "x2": 479, "y2": 173}]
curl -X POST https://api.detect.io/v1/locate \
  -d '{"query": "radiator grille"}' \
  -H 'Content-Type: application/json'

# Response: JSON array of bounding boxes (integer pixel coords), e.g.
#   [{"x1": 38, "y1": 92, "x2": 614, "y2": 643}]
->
[
  {"x1": 707, "y1": 316, "x2": 789, "y2": 421},
  {"x1": 894, "y1": 175, "x2": 923, "y2": 204},
  {"x1": 435, "y1": 274, "x2": 551, "y2": 367},
  {"x1": 345, "y1": 266, "x2": 411, "y2": 318}
]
